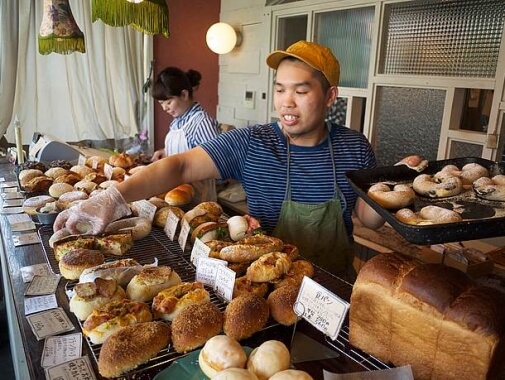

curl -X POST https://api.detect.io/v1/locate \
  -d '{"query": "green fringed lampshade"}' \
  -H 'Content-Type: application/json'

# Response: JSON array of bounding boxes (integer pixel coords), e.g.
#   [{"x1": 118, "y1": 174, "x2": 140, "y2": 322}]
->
[
  {"x1": 92, "y1": 0, "x2": 170, "y2": 38},
  {"x1": 38, "y1": 0, "x2": 85, "y2": 55}
]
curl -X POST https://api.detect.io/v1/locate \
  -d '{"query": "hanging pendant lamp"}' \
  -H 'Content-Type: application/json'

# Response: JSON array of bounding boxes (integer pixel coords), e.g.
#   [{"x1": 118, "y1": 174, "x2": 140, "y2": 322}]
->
[
  {"x1": 92, "y1": 0, "x2": 170, "y2": 38},
  {"x1": 38, "y1": 0, "x2": 85, "y2": 55}
]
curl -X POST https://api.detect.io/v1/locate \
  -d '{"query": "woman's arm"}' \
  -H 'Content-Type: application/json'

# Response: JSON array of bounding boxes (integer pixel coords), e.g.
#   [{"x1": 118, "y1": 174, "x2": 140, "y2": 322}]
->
[{"x1": 354, "y1": 198, "x2": 385, "y2": 230}]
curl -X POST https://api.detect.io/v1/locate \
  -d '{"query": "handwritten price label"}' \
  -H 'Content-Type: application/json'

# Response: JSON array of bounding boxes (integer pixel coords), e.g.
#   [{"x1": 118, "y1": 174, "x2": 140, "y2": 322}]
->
[
  {"x1": 196, "y1": 257, "x2": 228, "y2": 286},
  {"x1": 191, "y1": 238, "x2": 211, "y2": 266},
  {"x1": 164, "y1": 210, "x2": 180, "y2": 240},
  {"x1": 294, "y1": 276, "x2": 349, "y2": 340},
  {"x1": 178, "y1": 219, "x2": 190, "y2": 252},
  {"x1": 214, "y1": 265, "x2": 236, "y2": 302}
]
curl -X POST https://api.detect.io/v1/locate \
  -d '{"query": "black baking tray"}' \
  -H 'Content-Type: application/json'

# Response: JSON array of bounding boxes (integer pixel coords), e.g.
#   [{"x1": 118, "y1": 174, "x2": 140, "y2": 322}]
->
[{"x1": 346, "y1": 157, "x2": 505, "y2": 245}]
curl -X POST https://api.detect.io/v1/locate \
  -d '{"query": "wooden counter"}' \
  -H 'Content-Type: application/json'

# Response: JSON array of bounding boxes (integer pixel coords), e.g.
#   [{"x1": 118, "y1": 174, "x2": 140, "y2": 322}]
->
[{"x1": 0, "y1": 163, "x2": 387, "y2": 379}]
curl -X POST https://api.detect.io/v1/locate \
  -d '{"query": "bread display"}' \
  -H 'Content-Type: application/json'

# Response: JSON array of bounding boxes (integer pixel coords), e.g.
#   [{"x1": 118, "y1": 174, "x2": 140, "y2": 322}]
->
[
  {"x1": 267, "y1": 284, "x2": 299, "y2": 326},
  {"x1": 349, "y1": 253, "x2": 505, "y2": 380},
  {"x1": 69, "y1": 278, "x2": 126, "y2": 321},
  {"x1": 58, "y1": 248, "x2": 104, "y2": 280},
  {"x1": 82, "y1": 299, "x2": 153, "y2": 344},
  {"x1": 247, "y1": 340, "x2": 291, "y2": 380},
  {"x1": 98, "y1": 321, "x2": 171, "y2": 378},
  {"x1": 171, "y1": 301, "x2": 223, "y2": 353},
  {"x1": 223, "y1": 293, "x2": 269, "y2": 341},
  {"x1": 246, "y1": 252, "x2": 292, "y2": 283},
  {"x1": 79, "y1": 258, "x2": 142, "y2": 287},
  {"x1": 151, "y1": 281, "x2": 210, "y2": 321},
  {"x1": 198, "y1": 335, "x2": 248, "y2": 378},
  {"x1": 108, "y1": 152, "x2": 134, "y2": 169},
  {"x1": 126, "y1": 266, "x2": 182, "y2": 302}
]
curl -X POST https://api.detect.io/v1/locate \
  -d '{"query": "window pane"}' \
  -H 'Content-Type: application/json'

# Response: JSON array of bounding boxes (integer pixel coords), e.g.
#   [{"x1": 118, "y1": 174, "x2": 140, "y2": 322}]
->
[
  {"x1": 277, "y1": 15, "x2": 308, "y2": 50},
  {"x1": 382, "y1": 0, "x2": 505, "y2": 78},
  {"x1": 449, "y1": 141, "x2": 483, "y2": 159},
  {"x1": 374, "y1": 86, "x2": 445, "y2": 166},
  {"x1": 460, "y1": 89, "x2": 493, "y2": 132},
  {"x1": 315, "y1": 7, "x2": 375, "y2": 88}
]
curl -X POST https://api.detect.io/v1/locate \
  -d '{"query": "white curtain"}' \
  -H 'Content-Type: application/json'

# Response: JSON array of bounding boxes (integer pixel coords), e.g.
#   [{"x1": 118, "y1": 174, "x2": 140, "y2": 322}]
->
[{"x1": 0, "y1": 0, "x2": 153, "y2": 151}]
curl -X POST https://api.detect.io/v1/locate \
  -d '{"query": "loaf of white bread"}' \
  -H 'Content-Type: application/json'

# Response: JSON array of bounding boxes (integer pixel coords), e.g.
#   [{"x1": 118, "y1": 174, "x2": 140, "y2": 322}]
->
[{"x1": 349, "y1": 253, "x2": 505, "y2": 380}]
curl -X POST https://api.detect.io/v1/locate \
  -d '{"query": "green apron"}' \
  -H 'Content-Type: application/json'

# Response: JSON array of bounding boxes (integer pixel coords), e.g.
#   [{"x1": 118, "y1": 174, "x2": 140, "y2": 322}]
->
[{"x1": 272, "y1": 126, "x2": 355, "y2": 280}]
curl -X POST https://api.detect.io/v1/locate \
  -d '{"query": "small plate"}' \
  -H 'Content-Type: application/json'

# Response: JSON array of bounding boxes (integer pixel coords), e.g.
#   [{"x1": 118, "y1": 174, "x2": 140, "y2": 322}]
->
[{"x1": 154, "y1": 346, "x2": 253, "y2": 380}]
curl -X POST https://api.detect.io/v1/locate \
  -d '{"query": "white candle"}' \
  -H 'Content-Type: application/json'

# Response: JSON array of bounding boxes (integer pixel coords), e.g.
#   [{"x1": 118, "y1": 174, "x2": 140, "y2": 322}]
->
[{"x1": 14, "y1": 116, "x2": 24, "y2": 164}]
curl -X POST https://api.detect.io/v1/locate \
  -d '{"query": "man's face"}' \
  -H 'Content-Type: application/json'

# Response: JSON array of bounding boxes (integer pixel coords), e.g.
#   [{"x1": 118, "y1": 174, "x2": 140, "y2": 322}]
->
[{"x1": 273, "y1": 59, "x2": 336, "y2": 143}]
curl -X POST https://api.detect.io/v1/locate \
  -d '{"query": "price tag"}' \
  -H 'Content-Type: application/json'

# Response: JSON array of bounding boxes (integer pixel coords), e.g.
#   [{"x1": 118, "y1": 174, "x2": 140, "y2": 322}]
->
[
  {"x1": 164, "y1": 209, "x2": 180, "y2": 240},
  {"x1": 21, "y1": 263, "x2": 51, "y2": 283},
  {"x1": 294, "y1": 276, "x2": 349, "y2": 341},
  {"x1": 25, "y1": 274, "x2": 61, "y2": 296},
  {"x1": 2, "y1": 198, "x2": 24, "y2": 207},
  {"x1": 25, "y1": 294, "x2": 58, "y2": 315},
  {"x1": 178, "y1": 219, "x2": 190, "y2": 252},
  {"x1": 132, "y1": 200, "x2": 156, "y2": 221},
  {"x1": 10, "y1": 220, "x2": 36, "y2": 232},
  {"x1": 0, "y1": 181, "x2": 19, "y2": 189},
  {"x1": 42, "y1": 333, "x2": 83, "y2": 368},
  {"x1": 196, "y1": 257, "x2": 228, "y2": 286},
  {"x1": 26, "y1": 307, "x2": 75, "y2": 340},
  {"x1": 7, "y1": 213, "x2": 31, "y2": 224},
  {"x1": 214, "y1": 265, "x2": 236, "y2": 302},
  {"x1": 1, "y1": 191, "x2": 23, "y2": 199},
  {"x1": 45, "y1": 356, "x2": 96, "y2": 380},
  {"x1": 1, "y1": 206, "x2": 23, "y2": 214},
  {"x1": 191, "y1": 238, "x2": 211, "y2": 266},
  {"x1": 77, "y1": 154, "x2": 87, "y2": 166},
  {"x1": 103, "y1": 163, "x2": 114, "y2": 180},
  {"x1": 12, "y1": 231, "x2": 40, "y2": 245}
]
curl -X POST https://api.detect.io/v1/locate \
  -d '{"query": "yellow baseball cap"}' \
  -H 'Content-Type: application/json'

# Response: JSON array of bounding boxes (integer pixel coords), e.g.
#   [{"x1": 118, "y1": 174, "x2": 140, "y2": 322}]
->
[{"x1": 266, "y1": 40, "x2": 340, "y2": 87}]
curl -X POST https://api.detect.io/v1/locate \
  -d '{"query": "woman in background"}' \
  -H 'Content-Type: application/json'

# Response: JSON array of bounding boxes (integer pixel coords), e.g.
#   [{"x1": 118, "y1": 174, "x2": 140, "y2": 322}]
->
[{"x1": 151, "y1": 67, "x2": 220, "y2": 202}]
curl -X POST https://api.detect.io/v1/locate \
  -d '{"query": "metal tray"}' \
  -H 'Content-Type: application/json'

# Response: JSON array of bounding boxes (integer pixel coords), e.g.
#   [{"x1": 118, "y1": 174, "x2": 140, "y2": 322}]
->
[{"x1": 345, "y1": 157, "x2": 505, "y2": 245}]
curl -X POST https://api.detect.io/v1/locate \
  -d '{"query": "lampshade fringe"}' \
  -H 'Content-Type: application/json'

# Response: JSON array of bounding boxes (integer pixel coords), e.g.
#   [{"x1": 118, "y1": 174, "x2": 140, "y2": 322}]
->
[
  {"x1": 38, "y1": 35, "x2": 86, "y2": 55},
  {"x1": 92, "y1": 0, "x2": 169, "y2": 38}
]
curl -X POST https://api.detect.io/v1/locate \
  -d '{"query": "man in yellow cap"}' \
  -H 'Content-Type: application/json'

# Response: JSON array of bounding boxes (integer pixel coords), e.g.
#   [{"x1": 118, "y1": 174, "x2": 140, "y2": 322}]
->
[{"x1": 55, "y1": 40, "x2": 383, "y2": 280}]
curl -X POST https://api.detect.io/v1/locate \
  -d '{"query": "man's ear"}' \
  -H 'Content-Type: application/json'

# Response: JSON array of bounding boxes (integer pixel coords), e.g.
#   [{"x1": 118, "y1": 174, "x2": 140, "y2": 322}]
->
[{"x1": 326, "y1": 86, "x2": 338, "y2": 108}]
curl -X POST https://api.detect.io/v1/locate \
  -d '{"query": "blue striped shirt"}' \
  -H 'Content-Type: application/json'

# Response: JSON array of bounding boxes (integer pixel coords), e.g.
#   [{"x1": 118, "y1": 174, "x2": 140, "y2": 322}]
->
[
  {"x1": 169, "y1": 102, "x2": 219, "y2": 148},
  {"x1": 201, "y1": 122, "x2": 376, "y2": 235}
]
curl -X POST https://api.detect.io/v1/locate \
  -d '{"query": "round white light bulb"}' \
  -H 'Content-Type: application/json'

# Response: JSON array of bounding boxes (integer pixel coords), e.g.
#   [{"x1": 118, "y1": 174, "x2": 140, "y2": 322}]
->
[{"x1": 206, "y1": 23, "x2": 237, "y2": 54}]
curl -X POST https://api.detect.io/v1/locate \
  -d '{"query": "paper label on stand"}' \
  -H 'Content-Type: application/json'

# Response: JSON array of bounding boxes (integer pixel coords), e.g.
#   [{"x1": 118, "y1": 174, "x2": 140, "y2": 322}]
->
[
  {"x1": 132, "y1": 199, "x2": 156, "y2": 221},
  {"x1": 0, "y1": 181, "x2": 18, "y2": 189},
  {"x1": 30, "y1": 136, "x2": 46, "y2": 158},
  {"x1": 2, "y1": 198, "x2": 24, "y2": 207},
  {"x1": 45, "y1": 356, "x2": 96, "y2": 380},
  {"x1": 214, "y1": 265, "x2": 236, "y2": 302},
  {"x1": 12, "y1": 231, "x2": 40, "y2": 245},
  {"x1": 164, "y1": 210, "x2": 180, "y2": 240},
  {"x1": 25, "y1": 294, "x2": 58, "y2": 315},
  {"x1": 104, "y1": 163, "x2": 114, "y2": 179},
  {"x1": 294, "y1": 276, "x2": 349, "y2": 341},
  {"x1": 27, "y1": 307, "x2": 75, "y2": 340},
  {"x1": 25, "y1": 274, "x2": 61, "y2": 296},
  {"x1": 191, "y1": 238, "x2": 211, "y2": 265},
  {"x1": 78, "y1": 154, "x2": 87, "y2": 166},
  {"x1": 7, "y1": 213, "x2": 32, "y2": 224},
  {"x1": 42, "y1": 333, "x2": 83, "y2": 368},
  {"x1": 196, "y1": 256, "x2": 228, "y2": 286},
  {"x1": 21, "y1": 263, "x2": 51, "y2": 283},
  {"x1": 10, "y1": 220, "x2": 36, "y2": 232},
  {"x1": 1, "y1": 206, "x2": 23, "y2": 214},
  {"x1": 1, "y1": 191, "x2": 23, "y2": 199},
  {"x1": 178, "y1": 219, "x2": 190, "y2": 252}
]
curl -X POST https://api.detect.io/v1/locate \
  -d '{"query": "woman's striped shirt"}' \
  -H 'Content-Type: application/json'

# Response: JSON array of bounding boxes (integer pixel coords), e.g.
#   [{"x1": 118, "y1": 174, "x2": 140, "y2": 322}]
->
[
  {"x1": 201, "y1": 122, "x2": 376, "y2": 235},
  {"x1": 169, "y1": 102, "x2": 220, "y2": 148}
]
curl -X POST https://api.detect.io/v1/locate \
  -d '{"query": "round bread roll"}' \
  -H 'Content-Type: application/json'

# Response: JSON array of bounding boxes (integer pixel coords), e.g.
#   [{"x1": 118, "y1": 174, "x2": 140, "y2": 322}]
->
[
  {"x1": 98, "y1": 321, "x2": 171, "y2": 378},
  {"x1": 152, "y1": 281, "x2": 210, "y2": 321},
  {"x1": 126, "y1": 266, "x2": 182, "y2": 302},
  {"x1": 45, "y1": 167, "x2": 71, "y2": 179},
  {"x1": 274, "y1": 260, "x2": 314, "y2": 290},
  {"x1": 233, "y1": 275, "x2": 269, "y2": 299},
  {"x1": 224, "y1": 294, "x2": 269, "y2": 341},
  {"x1": 108, "y1": 153, "x2": 134, "y2": 169},
  {"x1": 53, "y1": 173, "x2": 82, "y2": 186},
  {"x1": 73, "y1": 180, "x2": 98, "y2": 194},
  {"x1": 247, "y1": 340, "x2": 291, "y2": 380},
  {"x1": 58, "y1": 248, "x2": 104, "y2": 280},
  {"x1": 23, "y1": 175, "x2": 53, "y2": 192},
  {"x1": 209, "y1": 368, "x2": 260, "y2": 380},
  {"x1": 147, "y1": 197, "x2": 169, "y2": 210},
  {"x1": 85, "y1": 155, "x2": 107, "y2": 170},
  {"x1": 18, "y1": 169, "x2": 44, "y2": 186},
  {"x1": 165, "y1": 187, "x2": 193, "y2": 206},
  {"x1": 22, "y1": 195, "x2": 55, "y2": 215},
  {"x1": 269, "y1": 370, "x2": 314, "y2": 380},
  {"x1": 56, "y1": 190, "x2": 89, "y2": 209},
  {"x1": 267, "y1": 284, "x2": 300, "y2": 326},
  {"x1": 48, "y1": 182, "x2": 74, "y2": 199},
  {"x1": 198, "y1": 335, "x2": 247, "y2": 378},
  {"x1": 70, "y1": 165, "x2": 95, "y2": 178},
  {"x1": 171, "y1": 301, "x2": 223, "y2": 353},
  {"x1": 69, "y1": 279, "x2": 126, "y2": 321},
  {"x1": 153, "y1": 206, "x2": 185, "y2": 228}
]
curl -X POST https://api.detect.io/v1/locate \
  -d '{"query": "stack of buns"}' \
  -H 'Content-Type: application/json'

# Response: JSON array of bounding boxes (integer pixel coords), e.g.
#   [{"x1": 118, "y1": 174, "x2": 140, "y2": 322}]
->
[{"x1": 349, "y1": 253, "x2": 505, "y2": 380}]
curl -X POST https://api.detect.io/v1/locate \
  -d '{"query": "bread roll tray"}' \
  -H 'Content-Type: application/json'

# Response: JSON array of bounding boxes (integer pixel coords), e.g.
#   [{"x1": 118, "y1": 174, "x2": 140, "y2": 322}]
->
[{"x1": 345, "y1": 157, "x2": 505, "y2": 245}]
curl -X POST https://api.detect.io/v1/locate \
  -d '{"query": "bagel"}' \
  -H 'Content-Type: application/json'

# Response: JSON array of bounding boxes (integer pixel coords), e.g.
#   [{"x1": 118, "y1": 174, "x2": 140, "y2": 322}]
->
[
  {"x1": 396, "y1": 206, "x2": 462, "y2": 225},
  {"x1": 435, "y1": 163, "x2": 489, "y2": 186},
  {"x1": 367, "y1": 183, "x2": 415, "y2": 209},
  {"x1": 218, "y1": 235, "x2": 285, "y2": 263},
  {"x1": 105, "y1": 216, "x2": 152, "y2": 240},
  {"x1": 412, "y1": 174, "x2": 463, "y2": 198},
  {"x1": 473, "y1": 175, "x2": 505, "y2": 201}
]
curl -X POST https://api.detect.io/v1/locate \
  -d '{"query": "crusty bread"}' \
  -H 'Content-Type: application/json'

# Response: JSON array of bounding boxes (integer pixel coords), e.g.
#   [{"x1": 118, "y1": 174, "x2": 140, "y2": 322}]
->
[
  {"x1": 83, "y1": 299, "x2": 153, "y2": 344},
  {"x1": 233, "y1": 275, "x2": 269, "y2": 299},
  {"x1": 198, "y1": 335, "x2": 247, "y2": 378},
  {"x1": 164, "y1": 186, "x2": 193, "y2": 206},
  {"x1": 126, "y1": 266, "x2": 182, "y2": 302},
  {"x1": 171, "y1": 301, "x2": 223, "y2": 353},
  {"x1": 246, "y1": 252, "x2": 292, "y2": 283},
  {"x1": 151, "y1": 281, "x2": 210, "y2": 321},
  {"x1": 273, "y1": 260, "x2": 314, "y2": 290},
  {"x1": 349, "y1": 253, "x2": 505, "y2": 380},
  {"x1": 69, "y1": 278, "x2": 126, "y2": 321},
  {"x1": 224, "y1": 293, "x2": 269, "y2": 341},
  {"x1": 247, "y1": 340, "x2": 291, "y2": 380},
  {"x1": 153, "y1": 206, "x2": 185, "y2": 228},
  {"x1": 58, "y1": 248, "x2": 104, "y2": 280},
  {"x1": 267, "y1": 284, "x2": 299, "y2": 326},
  {"x1": 98, "y1": 321, "x2": 170, "y2": 378}
]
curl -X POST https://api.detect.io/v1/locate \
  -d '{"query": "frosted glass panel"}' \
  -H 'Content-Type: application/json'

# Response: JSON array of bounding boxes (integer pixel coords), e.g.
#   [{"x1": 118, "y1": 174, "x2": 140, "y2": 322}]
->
[
  {"x1": 449, "y1": 141, "x2": 483, "y2": 159},
  {"x1": 382, "y1": 0, "x2": 505, "y2": 77},
  {"x1": 315, "y1": 7, "x2": 374, "y2": 88},
  {"x1": 327, "y1": 97, "x2": 348, "y2": 125},
  {"x1": 277, "y1": 15, "x2": 308, "y2": 50},
  {"x1": 374, "y1": 87, "x2": 445, "y2": 166}
]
